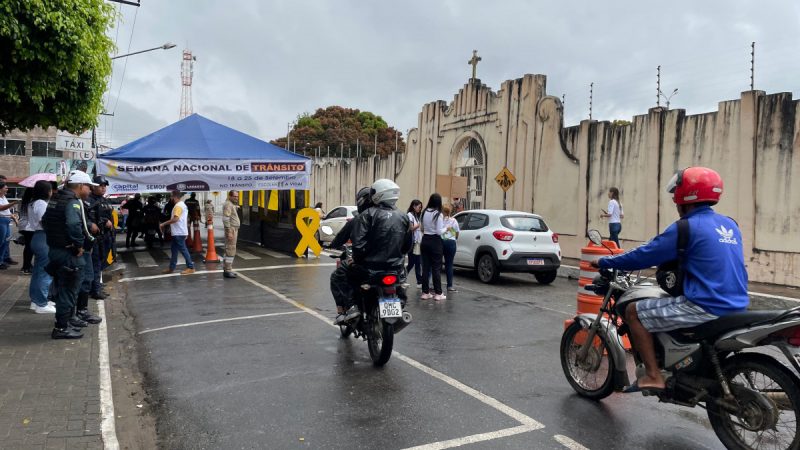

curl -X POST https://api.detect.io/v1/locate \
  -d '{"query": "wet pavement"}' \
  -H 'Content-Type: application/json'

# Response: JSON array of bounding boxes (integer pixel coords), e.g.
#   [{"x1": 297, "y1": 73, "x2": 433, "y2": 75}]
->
[{"x1": 113, "y1": 245, "x2": 745, "y2": 449}]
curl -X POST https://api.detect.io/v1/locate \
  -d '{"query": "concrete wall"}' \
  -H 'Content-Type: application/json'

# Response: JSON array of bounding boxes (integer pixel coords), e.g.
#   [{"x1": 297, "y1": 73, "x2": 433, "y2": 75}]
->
[
  {"x1": 312, "y1": 73, "x2": 800, "y2": 287},
  {"x1": 309, "y1": 154, "x2": 401, "y2": 209}
]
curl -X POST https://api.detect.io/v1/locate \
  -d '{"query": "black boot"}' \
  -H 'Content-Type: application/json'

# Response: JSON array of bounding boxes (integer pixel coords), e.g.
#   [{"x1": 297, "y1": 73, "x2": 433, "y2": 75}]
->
[
  {"x1": 90, "y1": 291, "x2": 107, "y2": 300},
  {"x1": 69, "y1": 316, "x2": 89, "y2": 328},
  {"x1": 52, "y1": 327, "x2": 83, "y2": 339},
  {"x1": 77, "y1": 309, "x2": 102, "y2": 324},
  {"x1": 223, "y1": 271, "x2": 238, "y2": 279}
]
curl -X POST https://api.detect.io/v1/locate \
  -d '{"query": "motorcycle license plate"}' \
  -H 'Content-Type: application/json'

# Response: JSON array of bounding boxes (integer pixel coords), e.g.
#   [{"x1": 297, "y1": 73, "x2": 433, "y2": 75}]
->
[
  {"x1": 527, "y1": 258, "x2": 545, "y2": 266},
  {"x1": 378, "y1": 298, "x2": 402, "y2": 318}
]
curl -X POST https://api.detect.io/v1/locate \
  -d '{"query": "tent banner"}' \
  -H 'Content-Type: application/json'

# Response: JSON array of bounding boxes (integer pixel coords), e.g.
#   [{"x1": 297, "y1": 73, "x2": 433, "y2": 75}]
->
[{"x1": 98, "y1": 158, "x2": 310, "y2": 194}]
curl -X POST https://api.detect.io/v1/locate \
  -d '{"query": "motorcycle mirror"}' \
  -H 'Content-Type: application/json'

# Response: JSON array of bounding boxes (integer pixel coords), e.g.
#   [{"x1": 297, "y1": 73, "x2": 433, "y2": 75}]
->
[
  {"x1": 587, "y1": 229, "x2": 603, "y2": 246},
  {"x1": 320, "y1": 225, "x2": 334, "y2": 235}
]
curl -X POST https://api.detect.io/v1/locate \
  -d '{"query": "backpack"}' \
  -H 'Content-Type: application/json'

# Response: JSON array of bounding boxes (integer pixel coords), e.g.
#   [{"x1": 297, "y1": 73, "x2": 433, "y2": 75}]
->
[{"x1": 656, "y1": 219, "x2": 689, "y2": 297}]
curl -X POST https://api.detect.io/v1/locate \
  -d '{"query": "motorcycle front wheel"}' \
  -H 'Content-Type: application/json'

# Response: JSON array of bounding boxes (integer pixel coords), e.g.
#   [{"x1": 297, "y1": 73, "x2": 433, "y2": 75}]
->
[
  {"x1": 707, "y1": 354, "x2": 800, "y2": 450},
  {"x1": 367, "y1": 308, "x2": 394, "y2": 367},
  {"x1": 560, "y1": 320, "x2": 616, "y2": 400}
]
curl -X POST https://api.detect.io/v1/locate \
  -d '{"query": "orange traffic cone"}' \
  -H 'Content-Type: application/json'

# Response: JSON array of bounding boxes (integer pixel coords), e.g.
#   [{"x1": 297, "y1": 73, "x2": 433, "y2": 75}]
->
[
  {"x1": 191, "y1": 221, "x2": 203, "y2": 253},
  {"x1": 204, "y1": 223, "x2": 221, "y2": 263}
]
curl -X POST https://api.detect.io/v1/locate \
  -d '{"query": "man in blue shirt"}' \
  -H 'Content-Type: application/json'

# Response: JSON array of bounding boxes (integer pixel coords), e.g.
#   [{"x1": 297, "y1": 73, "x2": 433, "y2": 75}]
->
[{"x1": 595, "y1": 167, "x2": 748, "y2": 391}]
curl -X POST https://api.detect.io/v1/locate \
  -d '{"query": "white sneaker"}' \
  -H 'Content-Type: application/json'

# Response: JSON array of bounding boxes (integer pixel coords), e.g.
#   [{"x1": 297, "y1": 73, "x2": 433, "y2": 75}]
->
[
  {"x1": 34, "y1": 304, "x2": 56, "y2": 314},
  {"x1": 30, "y1": 302, "x2": 36, "y2": 311},
  {"x1": 434, "y1": 294, "x2": 447, "y2": 301},
  {"x1": 48, "y1": 301, "x2": 55, "y2": 307}
]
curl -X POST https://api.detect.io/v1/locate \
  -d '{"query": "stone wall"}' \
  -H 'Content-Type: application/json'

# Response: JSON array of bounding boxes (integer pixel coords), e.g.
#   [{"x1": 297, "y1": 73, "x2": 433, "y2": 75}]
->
[{"x1": 311, "y1": 73, "x2": 800, "y2": 287}]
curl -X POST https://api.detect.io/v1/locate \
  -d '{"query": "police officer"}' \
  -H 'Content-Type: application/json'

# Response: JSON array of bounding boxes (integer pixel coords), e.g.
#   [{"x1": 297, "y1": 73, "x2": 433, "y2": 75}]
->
[
  {"x1": 74, "y1": 190, "x2": 103, "y2": 329},
  {"x1": 87, "y1": 175, "x2": 113, "y2": 299},
  {"x1": 42, "y1": 170, "x2": 98, "y2": 339}
]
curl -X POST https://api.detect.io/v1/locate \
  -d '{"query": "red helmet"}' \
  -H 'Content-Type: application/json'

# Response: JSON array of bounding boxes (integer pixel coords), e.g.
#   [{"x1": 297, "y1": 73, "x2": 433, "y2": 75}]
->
[{"x1": 666, "y1": 166, "x2": 723, "y2": 205}]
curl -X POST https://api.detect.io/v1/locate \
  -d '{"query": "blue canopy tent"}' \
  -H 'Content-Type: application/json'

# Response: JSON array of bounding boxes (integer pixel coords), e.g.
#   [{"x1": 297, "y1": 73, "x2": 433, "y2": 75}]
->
[{"x1": 98, "y1": 114, "x2": 313, "y2": 253}]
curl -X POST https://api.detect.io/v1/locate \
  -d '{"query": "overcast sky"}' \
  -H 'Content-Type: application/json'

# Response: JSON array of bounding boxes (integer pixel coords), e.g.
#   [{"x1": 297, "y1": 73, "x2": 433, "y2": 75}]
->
[{"x1": 97, "y1": 0, "x2": 800, "y2": 149}]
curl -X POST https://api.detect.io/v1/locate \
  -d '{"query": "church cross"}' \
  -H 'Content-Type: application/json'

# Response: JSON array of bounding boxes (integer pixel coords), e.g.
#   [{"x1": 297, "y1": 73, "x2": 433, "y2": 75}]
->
[{"x1": 468, "y1": 50, "x2": 481, "y2": 80}]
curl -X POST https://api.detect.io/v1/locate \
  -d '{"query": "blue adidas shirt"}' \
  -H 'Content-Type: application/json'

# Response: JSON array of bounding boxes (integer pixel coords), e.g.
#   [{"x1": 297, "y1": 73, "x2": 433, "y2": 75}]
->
[{"x1": 598, "y1": 206, "x2": 749, "y2": 316}]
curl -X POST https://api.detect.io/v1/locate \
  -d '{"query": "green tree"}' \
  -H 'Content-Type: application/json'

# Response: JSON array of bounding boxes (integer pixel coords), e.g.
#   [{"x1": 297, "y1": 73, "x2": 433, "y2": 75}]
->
[
  {"x1": 272, "y1": 106, "x2": 405, "y2": 157},
  {"x1": 0, "y1": 0, "x2": 115, "y2": 134}
]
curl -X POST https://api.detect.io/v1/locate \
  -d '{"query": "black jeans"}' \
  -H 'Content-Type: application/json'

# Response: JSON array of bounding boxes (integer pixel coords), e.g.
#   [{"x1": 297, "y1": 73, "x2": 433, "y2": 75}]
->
[
  {"x1": 20, "y1": 230, "x2": 34, "y2": 271},
  {"x1": 421, "y1": 234, "x2": 443, "y2": 295}
]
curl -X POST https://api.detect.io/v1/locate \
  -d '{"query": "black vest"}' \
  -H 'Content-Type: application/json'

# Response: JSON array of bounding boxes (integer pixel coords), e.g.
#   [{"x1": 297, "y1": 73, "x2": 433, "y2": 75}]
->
[{"x1": 42, "y1": 189, "x2": 78, "y2": 248}]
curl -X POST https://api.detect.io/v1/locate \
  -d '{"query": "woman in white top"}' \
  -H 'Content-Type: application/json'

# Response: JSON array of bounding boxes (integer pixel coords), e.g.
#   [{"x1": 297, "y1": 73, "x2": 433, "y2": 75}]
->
[
  {"x1": 600, "y1": 187, "x2": 624, "y2": 248},
  {"x1": 405, "y1": 199, "x2": 423, "y2": 286},
  {"x1": 420, "y1": 193, "x2": 447, "y2": 300},
  {"x1": 441, "y1": 204, "x2": 460, "y2": 292},
  {"x1": 26, "y1": 181, "x2": 55, "y2": 312}
]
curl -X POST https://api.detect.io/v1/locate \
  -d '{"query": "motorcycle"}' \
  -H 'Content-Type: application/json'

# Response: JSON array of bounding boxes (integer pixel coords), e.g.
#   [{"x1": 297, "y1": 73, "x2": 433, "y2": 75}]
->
[
  {"x1": 331, "y1": 241, "x2": 412, "y2": 367},
  {"x1": 560, "y1": 229, "x2": 800, "y2": 449}
]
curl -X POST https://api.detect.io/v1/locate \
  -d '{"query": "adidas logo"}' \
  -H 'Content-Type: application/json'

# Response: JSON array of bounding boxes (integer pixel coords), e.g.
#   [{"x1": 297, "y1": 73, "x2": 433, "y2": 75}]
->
[{"x1": 716, "y1": 225, "x2": 738, "y2": 245}]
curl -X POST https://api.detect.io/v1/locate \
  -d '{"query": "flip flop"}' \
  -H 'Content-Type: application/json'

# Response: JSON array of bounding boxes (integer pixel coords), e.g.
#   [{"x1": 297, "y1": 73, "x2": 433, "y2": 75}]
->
[{"x1": 623, "y1": 381, "x2": 665, "y2": 395}]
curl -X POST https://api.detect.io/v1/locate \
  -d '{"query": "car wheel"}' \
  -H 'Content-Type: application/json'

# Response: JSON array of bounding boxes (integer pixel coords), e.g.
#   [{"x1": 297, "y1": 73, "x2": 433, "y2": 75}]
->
[
  {"x1": 534, "y1": 270, "x2": 558, "y2": 285},
  {"x1": 476, "y1": 254, "x2": 499, "y2": 284}
]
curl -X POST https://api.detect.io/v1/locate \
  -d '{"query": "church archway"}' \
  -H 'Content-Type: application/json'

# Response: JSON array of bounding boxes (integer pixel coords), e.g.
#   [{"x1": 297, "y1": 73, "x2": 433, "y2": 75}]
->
[{"x1": 451, "y1": 132, "x2": 487, "y2": 210}]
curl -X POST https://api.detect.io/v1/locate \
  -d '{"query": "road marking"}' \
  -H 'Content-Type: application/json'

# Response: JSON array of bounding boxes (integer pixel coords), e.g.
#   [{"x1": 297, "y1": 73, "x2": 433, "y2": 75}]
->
[
  {"x1": 97, "y1": 301, "x2": 120, "y2": 450},
  {"x1": 138, "y1": 311, "x2": 304, "y2": 335},
  {"x1": 233, "y1": 249, "x2": 259, "y2": 260},
  {"x1": 133, "y1": 251, "x2": 158, "y2": 268},
  {"x1": 402, "y1": 424, "x2": 541, "y2": 450},
  {"x1": 118, "y1": 263, "x2": 336, "y2": 282},
  {"x1": 248, "y1": 247, "x2": 291, "y2": 259},
  {"x1": 554, "y1": 434, "x2": 589, "y2": 450},
  {"x1": 561, "y1": 264, "x2": 800, "y2": 303},
  {"x1": 237, "y1": 273, "x2": 546, "y2": 449}
]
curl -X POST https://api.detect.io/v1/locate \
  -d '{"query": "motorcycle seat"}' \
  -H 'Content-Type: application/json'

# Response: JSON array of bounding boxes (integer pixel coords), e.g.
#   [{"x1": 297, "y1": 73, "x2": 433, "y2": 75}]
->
[{"x1": 675, "y1": 310, "x2": 787, "y2": 340}]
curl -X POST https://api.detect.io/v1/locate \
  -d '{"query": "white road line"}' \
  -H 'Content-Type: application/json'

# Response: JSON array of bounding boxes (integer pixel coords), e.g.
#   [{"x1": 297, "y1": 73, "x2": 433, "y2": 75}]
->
[
  {"x1": 402, "y1": 424, "x2": 541, "y2": 450},
  {"x1": 554, "y1": 434, "x2": 589, "y2": 450},
  {"x1": 237, "y1": 273, "x2": 545, "y2": 449},
  {"x1": 118, "y1": 263, "x2": 336, "y2": 282},
  {"x1": 233, "y1": 249, "x2": 260, "y2": 260},
  {"x1": 561, "y1": 264, "x2": 800, "y2": 303},
  {"x1": 248, "y1": 247, "x2": 291, "y2": 259},
  {"x1": 133, "y1": 251, "x2": 158, "y2": 268},
  {"x1": 137, "y1": 311, "x2": 304, "y2": 335},
  {"x1": 97, "y1": 301, "x2": 120, "y2": 450}
]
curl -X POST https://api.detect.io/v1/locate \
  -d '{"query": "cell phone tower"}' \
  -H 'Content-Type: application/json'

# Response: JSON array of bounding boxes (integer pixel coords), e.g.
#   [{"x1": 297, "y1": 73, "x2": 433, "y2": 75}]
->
[{"x1": 179, "y1": 49, "x2": 196, "y2": 119}]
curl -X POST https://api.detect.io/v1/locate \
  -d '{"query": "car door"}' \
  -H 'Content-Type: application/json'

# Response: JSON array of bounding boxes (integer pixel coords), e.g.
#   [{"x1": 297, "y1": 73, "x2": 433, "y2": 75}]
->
[
  {"x1": 455, "y1": 213, "x2": 489, "y2": 267},
  {"x1": 321, "y1": 207, "x2": 346, "y2": 242},
  {"x1": 453, "y1": 213, "x2": 471, "y2": 265}
]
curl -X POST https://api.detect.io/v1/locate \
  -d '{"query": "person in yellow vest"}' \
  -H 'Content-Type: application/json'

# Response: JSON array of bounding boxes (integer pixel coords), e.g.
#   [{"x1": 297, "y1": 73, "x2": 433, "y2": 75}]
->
[{"x1": 222, "y1": 191, "x2": 240, "y2": 279}]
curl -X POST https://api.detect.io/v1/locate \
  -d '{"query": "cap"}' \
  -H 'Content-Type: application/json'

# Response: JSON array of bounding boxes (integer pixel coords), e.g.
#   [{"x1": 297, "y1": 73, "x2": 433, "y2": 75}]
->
[
  {"x1": 67, "y1": 170, "x2": 98, "y2": 186},
  {"x1": 92, "y1": 175, "x2": 109, "y2": 186}
]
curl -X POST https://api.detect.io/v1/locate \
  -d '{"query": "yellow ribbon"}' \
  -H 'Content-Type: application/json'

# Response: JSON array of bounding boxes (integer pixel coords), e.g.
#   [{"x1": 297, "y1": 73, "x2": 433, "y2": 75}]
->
[{"x1": 294, "y1": 207, "x2": 322, "y2": 257}]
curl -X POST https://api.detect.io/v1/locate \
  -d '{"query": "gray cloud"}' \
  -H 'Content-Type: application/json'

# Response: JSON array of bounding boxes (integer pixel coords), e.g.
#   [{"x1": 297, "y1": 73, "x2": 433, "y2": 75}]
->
[{"x1": 99, "y1": 0, "x2": 800, "y2": 148}]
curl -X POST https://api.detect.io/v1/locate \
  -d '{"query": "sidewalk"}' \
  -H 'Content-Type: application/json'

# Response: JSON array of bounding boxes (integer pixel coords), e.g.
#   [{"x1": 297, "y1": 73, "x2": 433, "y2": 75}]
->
[{"x1": 0, "y1": 244, "x2": 104, "y2": 450}]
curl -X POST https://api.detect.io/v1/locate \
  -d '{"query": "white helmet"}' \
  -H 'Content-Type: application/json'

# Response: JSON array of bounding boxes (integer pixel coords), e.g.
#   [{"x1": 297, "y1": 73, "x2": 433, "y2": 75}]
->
[
  {"x1": 67, "y1": 170, "x2": 98, "y2": 186},
  {"x1": 370, "y1": 179, "x2": 400, "y2": 206}
]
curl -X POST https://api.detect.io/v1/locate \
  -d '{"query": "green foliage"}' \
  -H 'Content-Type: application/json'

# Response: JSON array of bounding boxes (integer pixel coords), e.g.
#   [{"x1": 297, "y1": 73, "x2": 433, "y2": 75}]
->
[
  {"x1": 611, "y1": 120, "x2": 632, "y2": 127},
  {"x1": 0, "y1": 0, "x2": 115, "y2": 134},
  {"x1": 272, "y1": 106, "x2": 405, "y2": 158}
]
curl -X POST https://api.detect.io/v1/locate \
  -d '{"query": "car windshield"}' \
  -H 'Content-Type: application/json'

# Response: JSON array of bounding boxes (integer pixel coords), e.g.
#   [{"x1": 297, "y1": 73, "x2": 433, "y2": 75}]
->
[{"x1": 501, "y1": 215, "x2": 548, "y2": 232}]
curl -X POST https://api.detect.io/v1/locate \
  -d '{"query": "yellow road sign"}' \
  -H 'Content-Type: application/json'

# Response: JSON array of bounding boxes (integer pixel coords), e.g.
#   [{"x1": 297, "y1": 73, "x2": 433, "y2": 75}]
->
[{"x1": 495, "y1": 167, "x2": 516, "y2": 192}]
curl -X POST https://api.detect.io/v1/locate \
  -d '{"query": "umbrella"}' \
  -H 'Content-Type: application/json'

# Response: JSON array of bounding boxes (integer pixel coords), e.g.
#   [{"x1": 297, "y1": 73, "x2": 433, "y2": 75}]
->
[{"x1": 19, "y1": 173, "x2": 56, "y2": 188}]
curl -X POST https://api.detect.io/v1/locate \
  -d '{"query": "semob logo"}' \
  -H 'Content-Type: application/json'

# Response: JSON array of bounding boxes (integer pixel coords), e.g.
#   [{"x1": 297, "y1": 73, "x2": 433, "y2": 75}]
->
[{"x1": 113, "y1": 184, "x2": 138, "y2": 192}]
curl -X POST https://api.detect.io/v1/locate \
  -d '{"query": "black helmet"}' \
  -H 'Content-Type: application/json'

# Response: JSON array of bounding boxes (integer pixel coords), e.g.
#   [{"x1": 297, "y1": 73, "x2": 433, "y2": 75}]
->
[
  {"x1": 356, "y1": 186, "x2": 372, "y2": 213},
  {"x1": 93, "y1": 175, "x2": 109, "y2": 186}
]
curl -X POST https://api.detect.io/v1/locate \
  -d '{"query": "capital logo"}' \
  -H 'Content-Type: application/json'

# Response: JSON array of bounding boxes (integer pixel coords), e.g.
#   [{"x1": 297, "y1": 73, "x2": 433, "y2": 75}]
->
[
  {"x1": 112, "y1": 183, "x2": 138, "y2": 192},
  {"x1": 716, "y1": 225, "x2": 738, "y2": 245}
]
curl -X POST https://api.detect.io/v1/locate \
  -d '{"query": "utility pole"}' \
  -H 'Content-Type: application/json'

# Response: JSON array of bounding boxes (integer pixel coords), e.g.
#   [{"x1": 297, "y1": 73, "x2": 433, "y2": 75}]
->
[
  {"x1": 589, "y1": 82, "x2": 594, "y2": 121},
  {"x1": 374, "y1": 133, "x2": 378, "y2": 157},
  {"x1": 656, "y1": 65, "x2": 661, "y2": 107},
  {"x1": 750, "y1": 41, "x2": 755, "y2": 91}
]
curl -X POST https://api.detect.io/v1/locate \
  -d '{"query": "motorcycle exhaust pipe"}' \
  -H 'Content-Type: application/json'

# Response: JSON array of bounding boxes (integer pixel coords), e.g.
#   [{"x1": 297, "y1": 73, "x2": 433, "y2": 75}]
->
[{"x1": 393, "y1": 311, "x2": 413, "y2": 334}]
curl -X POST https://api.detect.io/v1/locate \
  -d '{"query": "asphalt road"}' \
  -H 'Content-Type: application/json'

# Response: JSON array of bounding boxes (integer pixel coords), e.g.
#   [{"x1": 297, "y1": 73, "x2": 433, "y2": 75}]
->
[{"x1": 115, "y1": 245, "x2": 730, "y2": 449}]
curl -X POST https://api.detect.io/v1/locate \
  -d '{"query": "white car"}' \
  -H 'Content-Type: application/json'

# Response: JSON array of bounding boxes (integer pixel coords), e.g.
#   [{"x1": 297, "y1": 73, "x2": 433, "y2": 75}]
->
[
  {"x1": 452, "y1": 209, "x2": 561, "y2": 284},
  {"x1": 318, "y1": 205, "x2": 357, "y2": 246}
]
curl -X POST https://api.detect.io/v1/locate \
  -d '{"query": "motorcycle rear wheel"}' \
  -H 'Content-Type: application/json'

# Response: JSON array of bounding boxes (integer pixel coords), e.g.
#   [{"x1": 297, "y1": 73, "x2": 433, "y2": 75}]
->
[
  {"x1": 367, "y1": 308, "x2": 394, "y2": 367},
  {"x1": 707, "y1": 354, "x2": 800, "y2": 450},
  {"x1": 560, "y1": 320, "x2": 616, "y2": 400}
]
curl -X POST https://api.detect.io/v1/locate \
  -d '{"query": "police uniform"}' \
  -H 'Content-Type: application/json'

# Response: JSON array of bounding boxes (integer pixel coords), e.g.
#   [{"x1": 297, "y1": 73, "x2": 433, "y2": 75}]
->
[
  {"x1": 42, "y1": 189, "x2": 90, "y2": 338},
  {"x1": 87, "y1": 189, "x2": 113, "y2": 298}
]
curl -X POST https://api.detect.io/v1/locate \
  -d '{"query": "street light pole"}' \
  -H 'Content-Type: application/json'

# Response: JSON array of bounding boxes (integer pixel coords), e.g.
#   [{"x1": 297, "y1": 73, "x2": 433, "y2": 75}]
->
[
  {"x1": 111, "y1": 42, "x2": 176, "y2": 60},
  {"x1": 658, "y1": 88, "x2": 679, "y2": 109}
]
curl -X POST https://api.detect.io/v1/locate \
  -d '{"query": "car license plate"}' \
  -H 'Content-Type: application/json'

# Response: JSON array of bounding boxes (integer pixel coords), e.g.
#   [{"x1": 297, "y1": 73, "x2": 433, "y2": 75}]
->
[
  {"x1": 527, "y1": 258, "x2": 545, "y2": 266},
  {"x1": 378, "y1": 298, "x2": 402, "y2": 318}
]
